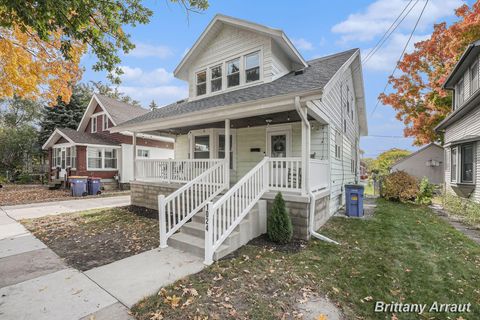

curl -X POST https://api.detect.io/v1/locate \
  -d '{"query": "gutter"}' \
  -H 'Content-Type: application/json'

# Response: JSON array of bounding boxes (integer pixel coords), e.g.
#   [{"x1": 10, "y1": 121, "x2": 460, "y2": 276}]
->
[{"x1": 294, "y1": 96, "x2": 339, "y2": 245}]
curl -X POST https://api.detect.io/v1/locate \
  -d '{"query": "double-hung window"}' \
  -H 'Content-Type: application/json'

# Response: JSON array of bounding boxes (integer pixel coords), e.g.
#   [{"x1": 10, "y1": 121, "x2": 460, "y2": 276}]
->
[
  {"x1": 103, "y1": 115, "x2": 109, "y2": 131},
  {"x1": 245, "y1": 51, "x2": 260, "y2": 83},
  {"x1": 457, "y1": 80, "x2": 465, "y2": 108},
  {"x1": 91, "y1": 116, "x2": 97, "y2": 133},
  {"x1": 227, "y1": 58, "x2": 240, "y2": 88},
  {"x1": 451, "y1": 144, "x2": 475, "y2": 184},
  {"x1": 137, "y1": 149, "x2": 150, "y2": 158},
  {"x1": 196, "y1": 71, "x2": 207, "y2": 96},
  {"x1": 210, "y1": 65, "x2": 222, "y2": 92},
  {"x1": 88, "y1": 147, "x2": 118, "y2": 170},
  {"x1": 194, "y1": 135, "x2": 210, "y2": 159},
  {"x1": 471, "y1": 62, "x2": 479, "y2": 94}
]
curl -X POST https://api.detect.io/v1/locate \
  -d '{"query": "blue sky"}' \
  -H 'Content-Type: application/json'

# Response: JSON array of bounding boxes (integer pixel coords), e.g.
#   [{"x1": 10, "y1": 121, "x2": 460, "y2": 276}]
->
[{"x1": 81, "y1": 0, "x2": 471, "y2": 158}]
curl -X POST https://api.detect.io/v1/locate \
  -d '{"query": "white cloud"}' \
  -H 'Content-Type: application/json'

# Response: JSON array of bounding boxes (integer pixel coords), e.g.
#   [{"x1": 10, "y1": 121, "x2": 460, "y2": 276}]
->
[
  {"x1": 292, "y1": 38, "x2": 314, "y2": 51},
  {"x1": 128, "y1": 42, "x2": 174, "y2": 59},
  {"x1": 119, "y1": 66, "x2": 173, "y2": 86},
  {"x1": 362, "y1": 33, "x2": 429, "y2": 72},
  {"x1": 118, "y1": 85, "x2": 188, "y2": 107},
  {"x1": 332, "y1": 0, "x2": 463, "y2": 43}
]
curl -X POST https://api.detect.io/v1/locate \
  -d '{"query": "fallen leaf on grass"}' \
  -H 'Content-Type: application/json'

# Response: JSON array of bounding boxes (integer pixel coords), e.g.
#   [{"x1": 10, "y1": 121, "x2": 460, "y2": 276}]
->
[
  {"x1": 316, "y1": 315, "x2": 328, "y2": 320},
  {"x1": 332, "y1": 287, "x2": 340, "y2": 294},
  {"x1": 164, "y1": 295, "x2": 181, "y2": 309}
]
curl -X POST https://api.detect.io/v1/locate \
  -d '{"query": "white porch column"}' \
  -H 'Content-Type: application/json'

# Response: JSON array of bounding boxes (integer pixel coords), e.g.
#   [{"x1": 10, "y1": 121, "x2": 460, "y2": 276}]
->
[
  {"x1": 133, "y1": 132, "x2": 137, "y2": 181},
  {"x1": 297, "y1": 98, "x2": 310, "y2": 196},
  {"x1": 225, "y1": 119, "x2": 231, "y2": 188}
]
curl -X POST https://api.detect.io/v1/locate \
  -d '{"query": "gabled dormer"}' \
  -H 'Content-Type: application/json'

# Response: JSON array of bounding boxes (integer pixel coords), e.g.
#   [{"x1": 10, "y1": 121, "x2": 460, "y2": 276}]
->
[
  {"x1": 174, "y1": 14, "x2": 308, "y2": 100},
  {"x1": 444, "y1": 40, "x2": 480, "y2": 111},
  {"x1": 77, "y1": 94, "x2": 149, "y2": 134}
]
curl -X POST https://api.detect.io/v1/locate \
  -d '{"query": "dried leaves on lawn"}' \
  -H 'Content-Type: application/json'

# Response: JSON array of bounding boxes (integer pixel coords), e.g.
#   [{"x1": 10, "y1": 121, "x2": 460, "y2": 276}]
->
[
  {"x1": 0, "y1": 184, "x2": 70, "y2": 205},
  {"x1": 22, "y1": 207, "x2": 159, "y2": 271}
]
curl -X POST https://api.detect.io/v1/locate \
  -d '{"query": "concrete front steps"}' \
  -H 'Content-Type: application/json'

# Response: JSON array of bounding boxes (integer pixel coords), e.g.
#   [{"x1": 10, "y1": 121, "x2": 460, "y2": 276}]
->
[{"x1": 168, "y1": 200, "x2": 267, "y2": 261}]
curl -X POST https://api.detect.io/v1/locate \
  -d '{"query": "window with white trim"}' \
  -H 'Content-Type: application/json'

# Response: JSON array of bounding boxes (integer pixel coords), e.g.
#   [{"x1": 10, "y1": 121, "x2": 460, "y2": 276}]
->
[
  {"x1": 218, "y1": 134, "x2": 233, "y2": 169},
  {"x1": 451, "y1": 144, "x2": 475, "y2": 184},
  {"x1": 103, "y1": 115, "x2": 109, "y2": 131},
  {"x1": 227, "y1": 58, "x2": 240, "y2": 88},
  {"x1": 87, "y1": 147, "x2": 118, "y2": 170},
  {"x1": 471, "y1": 61, "x2": 479, "y2": 94},
  {"x1": 334, "y1": 131, "x2": 342, "y2": 160},
  {"x1": 451, "y1": 147, "x2": 457, "y2": 182},
  {"x1": 456, "y1": 79, "x2": 464, "y2": 108},
  {"x1": 210, "y1": 65, "x2": 222, "y2": 92},
  {"x1": 245, "y1": 51, "x2": 260, "y2": 83},
  {"x1": 194, "y1": 135, "x2": 210, "y2": 159},
  {"x1": 196, "y1": 70, "x2": 207, "y2": 96},
  {"x1": 91, "y1": 116, "x2": 97, "y2": 133},
  {"x1": 137, "y1": 149, "x2": 150, "y2": 158}
]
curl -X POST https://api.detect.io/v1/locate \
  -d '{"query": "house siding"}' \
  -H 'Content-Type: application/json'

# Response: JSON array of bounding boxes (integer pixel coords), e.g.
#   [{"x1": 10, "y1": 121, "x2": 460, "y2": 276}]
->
[
  {"x1": 391, "y1": 144, "x2": 444, "y2": 184},
  {"x1": 187, "y1": 24, "x2": 290, "y2": 99}
]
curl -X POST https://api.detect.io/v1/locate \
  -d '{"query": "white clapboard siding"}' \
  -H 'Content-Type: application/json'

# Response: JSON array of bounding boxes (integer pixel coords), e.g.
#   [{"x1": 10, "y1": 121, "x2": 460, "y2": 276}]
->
[{"x1": 187, "y1": 25, "x2": 290, "y2": 98}]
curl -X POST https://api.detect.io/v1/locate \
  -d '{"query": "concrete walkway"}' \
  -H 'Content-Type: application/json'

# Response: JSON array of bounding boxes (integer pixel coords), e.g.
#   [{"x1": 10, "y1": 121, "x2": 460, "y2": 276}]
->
[
  {"x1": 1, "y1": 195, "x2": 131, "y2": 220},
  {"x1": 0, "y1": 196, "x2": 206, "y2": 319}
]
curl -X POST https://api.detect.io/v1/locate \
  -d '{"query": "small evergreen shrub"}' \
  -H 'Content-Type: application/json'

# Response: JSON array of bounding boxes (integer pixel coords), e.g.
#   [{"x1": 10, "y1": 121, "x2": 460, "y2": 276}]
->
[
  {"x1": 381, "y1": 171, "x2": 418, "y2": 202},
  {"x1": 416, "y1": 177, "x2": 435, "y2": 205},
  {"x1": 17, "y1": 172, "x2": 32, "y2": 184},
  {"x1": 267, "y1": 192, "x2": 293, "y2": 244}
]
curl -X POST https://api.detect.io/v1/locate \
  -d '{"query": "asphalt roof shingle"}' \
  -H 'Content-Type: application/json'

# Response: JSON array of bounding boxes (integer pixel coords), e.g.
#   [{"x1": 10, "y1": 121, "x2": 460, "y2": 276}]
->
[
  {"x1": 58, "y1": 128, "x2": 119, "y2": 146},
  {"x1": 95, "y1": 94, "x2": 149, "y2": 125},
  {"x1": 117, "y1": 49, "x2": 358, "y2": 128}
]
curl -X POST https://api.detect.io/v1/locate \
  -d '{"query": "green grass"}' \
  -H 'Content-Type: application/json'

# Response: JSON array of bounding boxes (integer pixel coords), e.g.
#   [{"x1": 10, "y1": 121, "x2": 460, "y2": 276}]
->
[
  {"x1": 132, "y1": 200, "x2": 480, "y2": 320},
  {"x1": 364, "y1": 180, "x2": 376, "y2": 196}
]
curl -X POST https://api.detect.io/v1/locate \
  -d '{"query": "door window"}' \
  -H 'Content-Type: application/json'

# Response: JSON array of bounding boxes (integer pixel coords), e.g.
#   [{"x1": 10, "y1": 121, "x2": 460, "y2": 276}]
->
[{"x1": 271, "y1": 134, "x2": 287, "y2": 158}]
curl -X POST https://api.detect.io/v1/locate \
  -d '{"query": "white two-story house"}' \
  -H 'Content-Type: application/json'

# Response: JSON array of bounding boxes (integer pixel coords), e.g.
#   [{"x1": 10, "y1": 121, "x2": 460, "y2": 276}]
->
[
  {"x1": 437, "y1": 40, "x2": 480, "y2": 201},
  {"x1": 111, "y1": 14, "x2": 368, "y2": 264}
]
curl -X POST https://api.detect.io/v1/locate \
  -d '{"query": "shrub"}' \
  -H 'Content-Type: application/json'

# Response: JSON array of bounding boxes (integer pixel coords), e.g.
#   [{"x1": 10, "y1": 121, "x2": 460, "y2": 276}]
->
[
  {"x1": 17, "y1": 172, "x2": 32, "y2": 184},
  {"x1": 381, "y1": 171, "x2": 419, "y2": 202},
  {"x1": 443, "y1": 193, "x2": 480, "y2": 227},
  {"x1": 267, "y1": 192, "x2": 293, "y2": 244},
  {"x1": 416, "y1": 177, "x2": 435, "y2": 205}
]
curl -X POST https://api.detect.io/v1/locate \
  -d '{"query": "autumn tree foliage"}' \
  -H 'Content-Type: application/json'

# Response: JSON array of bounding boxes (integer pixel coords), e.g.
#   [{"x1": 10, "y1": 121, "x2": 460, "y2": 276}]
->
[{"x1": 379, "y1": 1, "x2": 480, "y2": 145}]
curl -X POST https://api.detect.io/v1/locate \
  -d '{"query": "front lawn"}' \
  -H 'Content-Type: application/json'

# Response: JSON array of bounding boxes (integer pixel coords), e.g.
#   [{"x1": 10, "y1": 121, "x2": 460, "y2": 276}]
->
[
  {"x1": 22, "y1": 207, "x2": 159, "y2": 270},
  {"x1": 0, "y1": 184, "x2": 70, "y2": 205},
  {"x1": 132, "y1": 199, "x2": 480, "y2": 320}
]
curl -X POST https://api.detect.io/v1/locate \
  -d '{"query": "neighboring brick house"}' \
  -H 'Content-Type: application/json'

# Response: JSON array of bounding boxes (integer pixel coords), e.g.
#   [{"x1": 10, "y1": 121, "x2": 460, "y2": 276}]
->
[{"x1": 42, "y1": 94, "x2": 174, "y2": 189}]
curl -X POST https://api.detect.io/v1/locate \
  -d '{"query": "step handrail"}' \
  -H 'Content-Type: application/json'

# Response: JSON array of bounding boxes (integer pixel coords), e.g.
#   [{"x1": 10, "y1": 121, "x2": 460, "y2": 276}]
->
[
  {"x1": 204, "y1": 157, "x2": 269, "y2": 264},
  {"x1": 159, "y1": 160, "x2": 227, "y2": 248}
]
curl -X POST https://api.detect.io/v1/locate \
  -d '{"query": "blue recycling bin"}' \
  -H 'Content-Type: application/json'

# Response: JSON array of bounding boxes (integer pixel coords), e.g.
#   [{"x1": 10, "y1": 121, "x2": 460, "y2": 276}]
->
[
  {"x1": 69, "y1": 176, "x2": 88, "y2": 197},
  {"x1": 87, "y1": 177, "x2": 102, "y2": 195},
  {"x1": 345, "y1": 184, "x2": 364, "y2": 217}
]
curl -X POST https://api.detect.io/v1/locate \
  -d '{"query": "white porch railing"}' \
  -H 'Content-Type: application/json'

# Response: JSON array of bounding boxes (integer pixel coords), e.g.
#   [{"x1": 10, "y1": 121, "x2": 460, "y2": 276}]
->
[
  {"x1": 267, "y1": 157, "x2": 302, "y2": 192},
  {"x1": 310, "y1": 159, "x2": 330, "y2": 192},
  {"x1": 158, "y1": 160, "x2": 227, "y2": 248},
  {"x1": 136, "y1": 159, "x2": 222, "y2": 183},
  {"x1": 204, "y1": 157, "x2": 269, "y2": 264}
]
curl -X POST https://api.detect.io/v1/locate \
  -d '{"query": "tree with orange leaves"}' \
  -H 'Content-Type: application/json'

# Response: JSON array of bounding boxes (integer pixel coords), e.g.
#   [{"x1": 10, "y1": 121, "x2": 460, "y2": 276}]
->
[{"x1": 379, "y1": 1, "x2": 480, "y2": 145}]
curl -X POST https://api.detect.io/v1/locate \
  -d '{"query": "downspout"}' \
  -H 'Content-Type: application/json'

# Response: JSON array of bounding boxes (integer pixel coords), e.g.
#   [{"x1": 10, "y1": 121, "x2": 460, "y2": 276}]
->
[{"x1": 295, "y1": 96, "x2": 339, "y2": 245}]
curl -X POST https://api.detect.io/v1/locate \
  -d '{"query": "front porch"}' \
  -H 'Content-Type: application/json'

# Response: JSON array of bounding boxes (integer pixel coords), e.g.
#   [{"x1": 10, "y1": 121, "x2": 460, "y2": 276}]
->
[{"x1": 126, "y1": 98, "x2": 333, "y2": 263}]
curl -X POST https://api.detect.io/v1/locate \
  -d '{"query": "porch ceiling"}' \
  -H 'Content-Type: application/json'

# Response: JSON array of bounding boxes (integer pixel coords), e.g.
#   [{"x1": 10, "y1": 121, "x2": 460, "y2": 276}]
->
[{"x1": 149, "y1": 111, "x2": 315, "y2": 135}]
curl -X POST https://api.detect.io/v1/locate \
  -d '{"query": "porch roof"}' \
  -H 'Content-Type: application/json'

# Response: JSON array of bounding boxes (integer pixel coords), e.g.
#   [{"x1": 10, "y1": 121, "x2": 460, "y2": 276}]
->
[
  {"x1": 42, "y1": 127, "x2": 119, "y2": 150},
  {"x1": 112, "y1": 49, "x2": 358, "y2": 132}
]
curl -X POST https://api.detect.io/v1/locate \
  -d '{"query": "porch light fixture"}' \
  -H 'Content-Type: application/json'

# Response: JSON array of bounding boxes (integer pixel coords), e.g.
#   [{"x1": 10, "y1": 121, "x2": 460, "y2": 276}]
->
[{"x1": 265, "y1": 119, "x2": 272, "y2": 126}]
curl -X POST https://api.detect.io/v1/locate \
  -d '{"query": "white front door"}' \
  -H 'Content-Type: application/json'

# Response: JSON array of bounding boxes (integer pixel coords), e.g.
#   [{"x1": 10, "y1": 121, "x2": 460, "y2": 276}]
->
[
  {"x1": 59, "y1": 148, "x2": 67, "y2": 178},
  {"x1": 267, "y1": 129, "x2": 292, "y2": 187}
]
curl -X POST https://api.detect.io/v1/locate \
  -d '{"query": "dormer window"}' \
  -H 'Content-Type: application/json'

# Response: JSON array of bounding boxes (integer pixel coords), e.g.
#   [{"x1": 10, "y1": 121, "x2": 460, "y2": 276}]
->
[
  {"x1": 211, "y1": 65, "x2": 222, "y2": 92},
  {"x1": 245, "y1": 51, "x2": 260, "y2": 83},
  {"x1": 227, "y1": 58, "x2": 240, "y2": 88},
  {"x1": 103, "y1": 114, "x2": 109, "y2": 131},
  {"x1": 470, "y1": 62, "x2": 478, "y2": 94},
  {"x1": 91, "y1": 116, "x2": 97, "y2": 133},
  {"x1": 456, "y1": 79, "x2": 464, "y2": 108},
  {"x1": 196, "y1": 71, "x2": 207, "y2": 96}
]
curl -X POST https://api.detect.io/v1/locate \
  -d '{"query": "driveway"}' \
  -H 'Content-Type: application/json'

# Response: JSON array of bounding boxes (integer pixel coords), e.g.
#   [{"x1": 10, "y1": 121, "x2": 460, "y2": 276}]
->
[
  {"x1": 0, "y1": 195, "x2": 205, "y2": 319},
  {"x1": 1, "y1": 195, "x2": 131, "y2": 220}
]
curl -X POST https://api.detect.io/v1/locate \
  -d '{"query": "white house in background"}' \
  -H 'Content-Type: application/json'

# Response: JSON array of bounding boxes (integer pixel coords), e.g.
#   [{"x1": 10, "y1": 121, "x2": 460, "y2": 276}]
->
[
  {"x1": 110, "y1": 14, "x2": 368, "y2": 264},
  {"x1": 436, "y1": 39, "x2": 480, "y2": 200},
  {"x1": 390, "y1": 143, "x2": 444, "y2": 184},
  {"x1": 42, "y1": 94, "x2": 174, "y2": 189}
]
